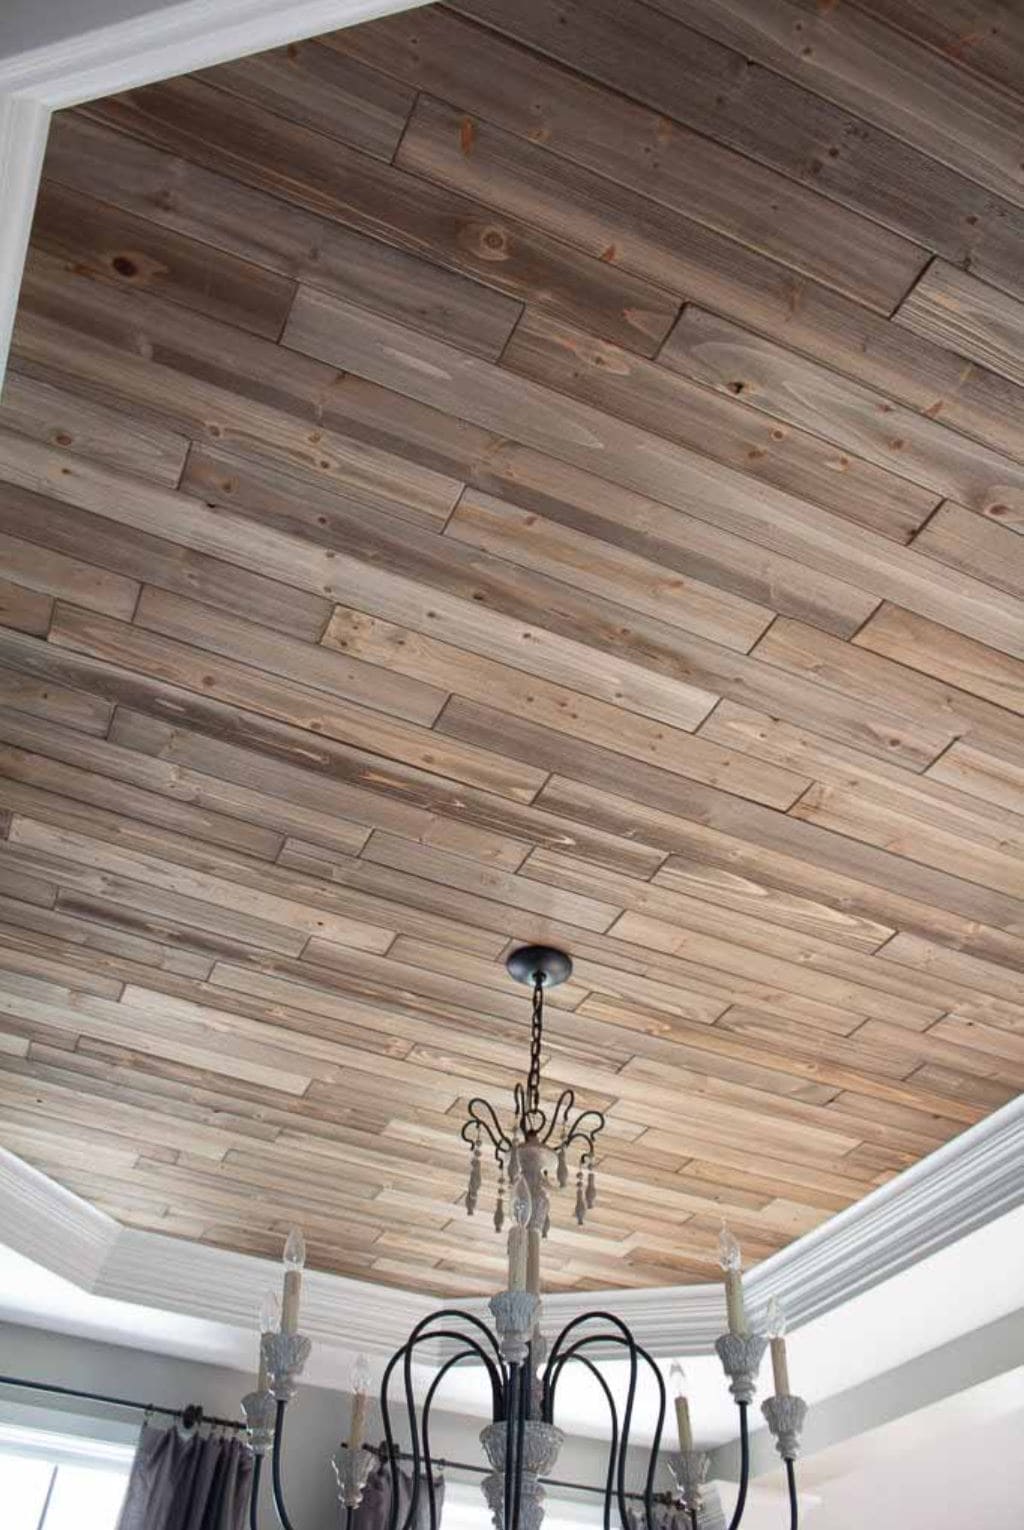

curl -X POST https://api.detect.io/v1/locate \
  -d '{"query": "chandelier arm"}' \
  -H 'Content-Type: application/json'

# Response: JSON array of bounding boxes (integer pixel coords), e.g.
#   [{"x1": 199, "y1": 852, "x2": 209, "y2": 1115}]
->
[
  {"x1": 270, "y1": 1400, "x2": 299, "y2": 1530},
  {"x1": 540, "y1": 1340, "x2": 618, "y2": 1530},
  {"x1": 249, "y1": 1453, "x2": 262, "y2": 1530},
  {"x1": 689, "y1": 1513, "x2": 699, "y2": 1530},
  {"x1": 402, "y1": 1329, "x2": 424, "y2": 1530},
  {"x1": 785, "y1": 1458, "x2": 798, "y2": 1530},
  {"x1": 539, "y1": 1089, "x2": 575, "y2": 1145},
  {"x1": 398, "y1": 1310, "x2": 507, "y2": 1403},
  {"x1": 725, "y1": 1403, "x2": 750, "y2": 1530},
  {"x1": 462, "y1": 1099, "x2": 512, "y2": 1160},
  {"x1": 379, "y1": 1349, "x2": 406, "y2": 1530},
  {"x1": 562, "y1": 1110, "x2": 607, "y2": 1151},
  {"x1": 422, "y1": 1351, "x2": 483, "y2": 1530},
  {"x1": 543, "y1": 1311, "x2": 640, "y2": 1416},
  {"x1": 544, "y1": 1329, "x2": 636, "y2": 1530}
]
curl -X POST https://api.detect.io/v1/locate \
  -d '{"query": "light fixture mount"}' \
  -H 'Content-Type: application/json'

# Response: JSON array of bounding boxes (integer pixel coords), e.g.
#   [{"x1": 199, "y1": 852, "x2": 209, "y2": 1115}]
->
[{"x1": 505, "y1": 944, "x2": 573, "y2": 988}]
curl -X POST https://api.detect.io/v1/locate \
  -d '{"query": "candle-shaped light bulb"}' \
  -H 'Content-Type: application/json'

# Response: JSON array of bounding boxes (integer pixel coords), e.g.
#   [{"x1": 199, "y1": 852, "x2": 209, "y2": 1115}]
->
[
  {"x1": 348, "y1": 1352, "x2": 373, "y2": 1451},
  {"x1": 256, "y1": 1289, "x2": 279, "y2": 1391},
  {"x1": 765, "y1": 1296, "x2": 791, "y2": 1397},
  {"x1": 668, "y1": 1361, "x2": 693, "y2": 1452},
  {"x1": 765, "y1": 1295, "x2": 787, "y2": 1339},
  {"x1": 283, "y1": 1227, "x2": 306, "y2": 1269},
  {"x1": 717, "y1": 1224, "x2": 742, "y2": 1273},
  {"x1": 718, "y1": 1223, "x2": 748, "y2": 1336},
  {"x1": 281, "y1": 1226, "x2": 305, "y2": 1334},
  {"x1": 259, "y1": 1289, "x2": 280, "y2": 1334},
  {"x1": 511, "y1": 1173, "x2": 533, "y2": 1227}
]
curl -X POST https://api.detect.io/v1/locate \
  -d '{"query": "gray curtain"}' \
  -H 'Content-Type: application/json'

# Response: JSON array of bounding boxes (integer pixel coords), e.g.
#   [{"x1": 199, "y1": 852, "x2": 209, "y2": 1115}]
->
[
  {"x1": 116, "y1": 1423, "x2": 253, "y2": 1530},
  {"x1": 351, "y1": 1460, "x2": 446, "y2": 1530}
]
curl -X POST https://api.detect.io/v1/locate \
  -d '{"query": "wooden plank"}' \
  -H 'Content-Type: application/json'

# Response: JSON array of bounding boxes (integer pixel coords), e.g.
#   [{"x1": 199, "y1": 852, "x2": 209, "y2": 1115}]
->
[
  {"x1": 467, "y1": 442, "x2": 878, "y2": 639},
  {"x1": 0, "y1": 372, "x2": 187, "y2": 485},
  {"x1": 912, "y1": 501, "x2": 1024, "y2": 592},
  {"x1": 854, "y1": 604, "x2": 1024, "y2": 714},
  {"x1": 453, "y1": 0, "x2": 1024, "y2": 299},
  {"x1": 78, "y1": 80, "x2": 679, "y2": 357},
  {"x1": 44, "y1": 114, "x2": 521, "y2": 363},
  {"x1": 0, "y1": 478, "x2": 330, "y2": 643},
  {"x1": 0, "y1": 579, "x2": 51, "y2": 637},
  {"x1": 660, "y1": 305, "x2": 1024, "y2": 519},
  {"x1": 852, "y1": 0, "x2": 1024, "y2": 102},
  {"x1": 5, "y1": 818, "x2": 395, "y2": 956},
  {"x1": 646, "y1": 0, "x2": 1024, "y2": 210},
  {"x1": 332, "y1": 4, "x2": 925, "y2": 311},
  {"x1": 752, "y1": 618, "x2": 1024, "y2": 753},
  {"x1": 135, "y1": 585, "x2": 444, "y2": 727},
  {"x1": 0, "y1": 665, "x2": 111, "y2": 737},
  {"x1": 14, "y1": 255, "x2": 465, "y2": 527},
  {"x1": 282, "y1": 286, "x2": 1024, "y2": 659},
  {"x1": 31, "y1": 182, "x2": 296, "y2": 339},
  {"x1": 0, "y1": 525, "x2": 138, "y2": 621},
  {"x1": 895, "y1": 260, "x2": 1024, "y2": 389},
  {"x1": 521, "y1": 845, "x2": 894, "y2": 955},
  {"x1": 536, "y1": 775, "x2": 1024, "y2": 939},
  {"x1": 926, "y1": 741, "x2": 1024, "y2": 818},
  {"x1": 503, "y1": 307, "x2": 938, "y2": 541},
  {"x1": 47, "y1": 603, "x2": 544, "y2": 805},
  {"x1": 197, "y1": 40, "x2": 414, "y2": 161},
  {"x1": 448, "y1": 487, "x2": 773, "y2": 652},
  {"x1": 326, "y1": 608, "x2": 801, "y2": 807}
]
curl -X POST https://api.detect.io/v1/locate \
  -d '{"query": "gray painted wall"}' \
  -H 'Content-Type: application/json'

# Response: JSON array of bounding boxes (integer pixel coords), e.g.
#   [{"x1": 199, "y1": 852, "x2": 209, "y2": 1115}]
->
[{"x1": 0, "y1": 1321, "x2": 654, "y2": 1527}]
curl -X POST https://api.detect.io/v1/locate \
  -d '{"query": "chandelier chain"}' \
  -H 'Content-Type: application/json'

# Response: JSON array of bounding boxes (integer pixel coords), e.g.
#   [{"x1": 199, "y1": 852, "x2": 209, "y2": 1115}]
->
[{"x1": 526, "y1": 974, "x2": 545, "y2": 1120}]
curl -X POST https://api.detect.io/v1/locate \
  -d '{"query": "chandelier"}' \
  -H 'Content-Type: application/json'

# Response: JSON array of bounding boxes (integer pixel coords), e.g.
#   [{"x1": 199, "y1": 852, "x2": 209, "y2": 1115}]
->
[{"x1": 240, "y1": 947, "x2": 807, "y2": 1530}]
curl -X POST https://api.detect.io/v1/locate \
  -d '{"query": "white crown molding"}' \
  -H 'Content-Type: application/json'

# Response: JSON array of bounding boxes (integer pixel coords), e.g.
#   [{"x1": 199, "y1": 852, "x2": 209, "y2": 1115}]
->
[
  {"x1": 0, "y1": 0, "x2": 427, "y2": 388},
  {"x1": 2, "y1": 1096, "x2": 1021, "y2": 1359}
]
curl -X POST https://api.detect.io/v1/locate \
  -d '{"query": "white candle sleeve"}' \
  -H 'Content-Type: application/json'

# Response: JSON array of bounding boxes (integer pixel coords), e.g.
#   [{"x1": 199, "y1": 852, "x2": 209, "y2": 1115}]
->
[
  {"x1": 282, "y1": 1268, "x2": 302, "y2": 1334},
  {"x1": 508, "y1": 1225, "x2": 528, "y2": 1290},
  {"x1": 674, "y1": 1395, "x2": 693, "y2": 1453},
  {"x1": 349, "y1": 1389, "x2": 369, "y2": 1452},
  {"x1": 725, "y1": 1269, "x2": 748, "y2": 1336}
]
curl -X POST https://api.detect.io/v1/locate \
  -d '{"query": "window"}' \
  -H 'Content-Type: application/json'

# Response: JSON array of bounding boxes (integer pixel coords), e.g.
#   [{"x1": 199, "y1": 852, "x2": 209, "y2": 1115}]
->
[{"x1": 0, "y1": 1422, "x2": 132, "y2": 1530}]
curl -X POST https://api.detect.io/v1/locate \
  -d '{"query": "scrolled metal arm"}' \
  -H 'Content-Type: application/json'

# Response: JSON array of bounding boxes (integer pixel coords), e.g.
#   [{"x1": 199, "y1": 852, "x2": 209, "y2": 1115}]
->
[
  {"x1": 462, "y1": 1098, "x2": 513, "y2": 1160},
  {"x1": 270, "y1": 1399, "x2": 298, "y2": 1530}
]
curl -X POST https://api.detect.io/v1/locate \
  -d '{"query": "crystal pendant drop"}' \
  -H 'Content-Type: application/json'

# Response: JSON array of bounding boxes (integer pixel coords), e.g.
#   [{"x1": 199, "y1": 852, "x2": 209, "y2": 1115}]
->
[
  {"x1": 556, "y1": 1144, "x2": 568, "y2": 1188},
  {"x1": 494, "y1": 1165, "x2": 506, "y2": 1232},
  {"x1": 585, "y1": 1162, "x2": 597, "y2": 1209},
  {"x1": 574, "y1": 1168, "x2": 586, "y2": 1226}
]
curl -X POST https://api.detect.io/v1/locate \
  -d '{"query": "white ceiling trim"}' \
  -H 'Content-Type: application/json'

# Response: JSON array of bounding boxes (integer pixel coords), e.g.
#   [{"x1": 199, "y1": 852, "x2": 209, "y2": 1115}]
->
[
  {"x1": 2, "y1": 1093, "x2": 1021, "y2": 1358},
  {"x1": 0, "y1": 0, "x2": 428, "y2": 387}
]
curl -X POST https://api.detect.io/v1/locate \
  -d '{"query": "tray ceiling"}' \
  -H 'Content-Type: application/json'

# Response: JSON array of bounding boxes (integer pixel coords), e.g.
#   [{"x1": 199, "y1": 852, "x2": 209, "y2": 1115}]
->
[{"x1": 0, "y1": 0, "x2": 1022, "y2": 1297}]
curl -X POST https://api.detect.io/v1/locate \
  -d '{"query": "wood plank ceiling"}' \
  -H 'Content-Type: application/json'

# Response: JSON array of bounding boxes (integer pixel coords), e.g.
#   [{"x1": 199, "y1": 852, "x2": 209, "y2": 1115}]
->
[{"x1": 0, "y1": 0, "x2": 1022, "y2": 1297}]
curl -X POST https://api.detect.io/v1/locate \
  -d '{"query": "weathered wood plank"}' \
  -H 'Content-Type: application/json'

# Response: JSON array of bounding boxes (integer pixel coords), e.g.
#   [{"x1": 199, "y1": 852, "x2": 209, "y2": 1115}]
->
[
  {"x1": 0, "y1": 372, "x2": 187, "y2": 485},
  {"x1": 895, "y1": 260, "x2": 1024, "y2": 390},
  {"x1": 448, "y1": 487, "x2": 773, "y2": 652},
  {"x1": 453, "y1": 0, "x2": 1024, "y2": 297},
  {"x1": 912, "y1": 501, "x2": 1024, "y2": 594},
  {"x1": 333, "y1": 4, "x2": 925, "y2": 311},
  {"x1": 282, "y1": 286, "x2": 1024, "y2": 659},
  {"x1": 853, "y1": 604, "x2": 1024, "y2": 714},
  {"x1": 504, "y1": 311, "x2": 937, "y2": 540},
  {"x1": 44, "y1": 114, "x2": 522, "y2": 363},
  {"x1": 0, "y1": 579, "x2": 51, "y2": 637},
  {"x1": 78, "y1": 80, "x2": 678, "y2": 357},
  {"x1": 0, "y1": 524, "x2": 138, "y2": 621},
  {"x1": 660, "y1": 306, "x2": 1024, "y2": 518},
  {"x1": 326, "y1": 607, "x2": 801, "y2": 806},
  {"x1": 197, "y1": 39, "x2": 415, "y2": 161},
  {"x1": 31, "y1": 182, "x2": 297, "y2": 339},
  {"x1": 0, "y1": 476, "x2": 331, "y2": 642},
  {"x1": 647, "y1": 0, "x2": 1024, "y2": 210}
]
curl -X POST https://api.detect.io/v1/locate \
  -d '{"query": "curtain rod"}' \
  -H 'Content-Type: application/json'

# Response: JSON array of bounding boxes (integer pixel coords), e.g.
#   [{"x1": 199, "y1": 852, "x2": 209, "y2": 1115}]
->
[
  {"x1": 0, "y1": 1376, "x2": 667, "y2": 1502},
  {"x1": 0, "y1": 1374, "x2": 246, "y2": 1431}
]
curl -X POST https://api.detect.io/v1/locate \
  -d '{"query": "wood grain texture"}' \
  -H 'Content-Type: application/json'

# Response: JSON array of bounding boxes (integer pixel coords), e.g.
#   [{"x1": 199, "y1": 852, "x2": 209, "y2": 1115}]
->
[{"x1": 0, "y1": 0, "x2": 1020, "y2": 1295}]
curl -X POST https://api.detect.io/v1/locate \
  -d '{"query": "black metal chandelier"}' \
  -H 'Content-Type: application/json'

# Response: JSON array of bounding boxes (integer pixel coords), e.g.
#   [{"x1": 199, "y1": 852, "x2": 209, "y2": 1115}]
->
[
  {"x1": 241, "y1": 947, "x2": 807, "y2": 1530},
  {"x1": 461, "y1": 945, "x2": 606, "y2": 1237}
]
